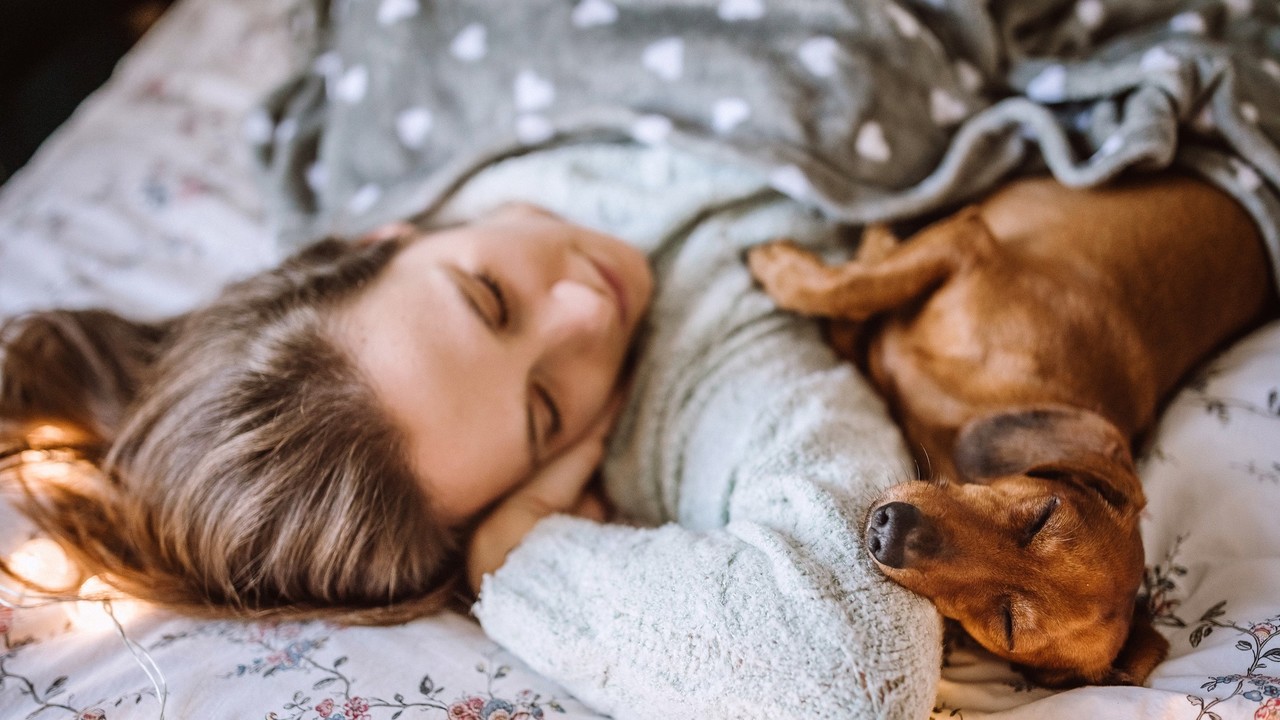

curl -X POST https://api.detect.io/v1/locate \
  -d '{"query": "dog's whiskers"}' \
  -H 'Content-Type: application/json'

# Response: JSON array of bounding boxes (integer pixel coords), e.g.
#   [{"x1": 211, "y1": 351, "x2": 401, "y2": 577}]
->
[{"x1": 914, "y1": 443, "x2": 947, "y2": 486}]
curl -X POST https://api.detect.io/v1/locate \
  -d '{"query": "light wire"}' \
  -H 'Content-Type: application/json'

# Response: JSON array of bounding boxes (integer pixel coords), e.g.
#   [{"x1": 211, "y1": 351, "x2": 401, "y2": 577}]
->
[{"x1": 1, "y1": 580, "x2": 168, "y2": 720}]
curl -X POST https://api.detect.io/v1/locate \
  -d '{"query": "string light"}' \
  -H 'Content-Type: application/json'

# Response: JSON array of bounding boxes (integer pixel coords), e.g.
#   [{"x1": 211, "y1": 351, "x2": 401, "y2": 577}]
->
[
  {"x1": 3, "y1": 426, "x2": 167, "y2": 717},
  {"x1": 65, "y1": 577, "x2": 144, "y2": 631},
  {"x1": 2, "y1": 552, "x2": 167, "y2": 719}
]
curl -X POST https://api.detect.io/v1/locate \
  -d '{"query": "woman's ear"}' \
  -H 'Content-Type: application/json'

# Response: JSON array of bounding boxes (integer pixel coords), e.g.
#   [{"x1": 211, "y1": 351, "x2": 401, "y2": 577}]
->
[{"x1": 356, "y1": 221, "x2": 418, "y2": 247}]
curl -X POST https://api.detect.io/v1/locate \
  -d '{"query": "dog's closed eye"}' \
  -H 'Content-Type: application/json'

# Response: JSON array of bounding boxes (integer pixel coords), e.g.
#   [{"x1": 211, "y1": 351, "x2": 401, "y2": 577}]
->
[
  {"x1": 1019, "y1": 496, "x2": 1059, "y2": 547},
  {"x1": 1001, "y1": 601, "x2": 1016, "y2": 651}
]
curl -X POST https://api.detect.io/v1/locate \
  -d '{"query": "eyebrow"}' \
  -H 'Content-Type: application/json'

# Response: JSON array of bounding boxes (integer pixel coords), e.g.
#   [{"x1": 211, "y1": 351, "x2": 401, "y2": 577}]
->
[{"x1": 442, "y1": 265, "x2": 541, "y2": 470}]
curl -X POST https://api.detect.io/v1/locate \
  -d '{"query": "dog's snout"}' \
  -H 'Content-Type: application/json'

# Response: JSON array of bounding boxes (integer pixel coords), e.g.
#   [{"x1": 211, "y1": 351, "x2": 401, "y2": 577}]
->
[{"x1": 866, "y1": 501, "x2": 938, "y2": 569}]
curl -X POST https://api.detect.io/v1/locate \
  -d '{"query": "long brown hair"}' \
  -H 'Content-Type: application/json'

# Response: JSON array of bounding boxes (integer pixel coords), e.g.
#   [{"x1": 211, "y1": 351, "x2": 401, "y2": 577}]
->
[{"x1": 0, "y1": 237, "x2": 464, "y2": 624}]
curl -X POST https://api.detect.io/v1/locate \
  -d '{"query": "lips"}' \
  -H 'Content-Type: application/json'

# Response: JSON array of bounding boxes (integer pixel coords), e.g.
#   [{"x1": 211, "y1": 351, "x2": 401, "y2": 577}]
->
[{"x1": 587, "y1": 254, "x2": 629, "y2": 326}]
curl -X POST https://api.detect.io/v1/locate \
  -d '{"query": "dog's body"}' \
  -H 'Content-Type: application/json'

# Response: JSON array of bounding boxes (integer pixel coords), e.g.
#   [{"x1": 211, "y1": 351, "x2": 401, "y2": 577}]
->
[{"x1": 748, "y1": 174, "x2": 1277, "y2": 687}]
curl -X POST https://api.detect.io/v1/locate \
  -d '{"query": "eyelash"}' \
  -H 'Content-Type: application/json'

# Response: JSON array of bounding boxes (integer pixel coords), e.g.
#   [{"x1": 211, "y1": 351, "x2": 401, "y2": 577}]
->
[
  {"x1": 472, "y1": 269, "x2": 563, "y2": 448},
  {"x1": 1020, "y1": 496, "x2": 1059, "y2": 546},
  {"x1": 475, "y1": 270, "x2": 509, "y2": 328},
  {"x1": 1002, "y1": 603, "x2": 1016, "y2": 649}
]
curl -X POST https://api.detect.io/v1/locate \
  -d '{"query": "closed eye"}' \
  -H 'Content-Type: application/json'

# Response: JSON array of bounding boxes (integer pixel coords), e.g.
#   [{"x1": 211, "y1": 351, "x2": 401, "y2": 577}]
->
[
  {"x1": 474, "y1": 270, "x2": 510, "y2": 328},
  {"x1": 445, "y1": 265, "x2": 509, "y2": 330},
  {"x1": 532, "y1": 383, "x2": 563, "y2": 452},
  {"x1": 1002, "y1": 603, "x2": 1016, "y2": 651},
  {"x1": 1019, "y1": 496, "x2": 1059, "y2": 547}
]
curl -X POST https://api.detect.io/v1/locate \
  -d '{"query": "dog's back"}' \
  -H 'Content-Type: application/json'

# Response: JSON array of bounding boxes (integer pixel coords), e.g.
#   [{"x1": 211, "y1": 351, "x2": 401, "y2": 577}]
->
[{"x1": 865, "y1": 175, "x2": 1275, "y2": 473}]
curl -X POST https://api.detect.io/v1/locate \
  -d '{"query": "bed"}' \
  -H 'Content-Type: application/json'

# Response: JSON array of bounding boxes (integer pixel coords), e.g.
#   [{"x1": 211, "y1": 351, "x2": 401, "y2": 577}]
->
[{"x1": 2, "y1": 0, "x2": 1279, "y2": 718}]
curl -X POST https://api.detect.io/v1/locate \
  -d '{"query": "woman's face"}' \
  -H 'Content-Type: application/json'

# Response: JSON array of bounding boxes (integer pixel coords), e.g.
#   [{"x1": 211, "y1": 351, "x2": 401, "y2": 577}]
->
[{"x1": 335, "y1": 204, "x2": 653, "y2": 523}]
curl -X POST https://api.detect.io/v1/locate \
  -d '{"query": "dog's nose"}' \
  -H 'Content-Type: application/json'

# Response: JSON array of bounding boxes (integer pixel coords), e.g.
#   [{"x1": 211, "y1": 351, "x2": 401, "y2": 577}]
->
[{"x1": 866, "y1": 501, "x2": 938, "y2": 569}]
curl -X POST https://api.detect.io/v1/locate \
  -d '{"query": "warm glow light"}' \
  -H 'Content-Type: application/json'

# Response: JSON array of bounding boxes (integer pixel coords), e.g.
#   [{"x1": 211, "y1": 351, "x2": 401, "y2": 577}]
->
[
  {"x1": 18, "y1": 449, "x2": 47, "y2": 464},
  {"x1": 7, "y1": 538, "x2": 72, "y2": 587},
  {"x1": 12, "y1": 450, "x2": 80, "y2": 486},
  {"x1": 26, "y1": 424, "x2": 68, "y2": 445},
  {"x1": 23, "y1": 461, "x2": 72, "y2": 483},
  {"x1": 66, "y1": 577, "x2": 143, "y2": 631}
]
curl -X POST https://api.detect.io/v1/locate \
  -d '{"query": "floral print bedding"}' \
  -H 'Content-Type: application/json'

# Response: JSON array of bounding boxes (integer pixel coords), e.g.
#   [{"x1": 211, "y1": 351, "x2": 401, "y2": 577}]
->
[{"x1": 1, "y1": 0, "x2": 1278, "y2": 718}]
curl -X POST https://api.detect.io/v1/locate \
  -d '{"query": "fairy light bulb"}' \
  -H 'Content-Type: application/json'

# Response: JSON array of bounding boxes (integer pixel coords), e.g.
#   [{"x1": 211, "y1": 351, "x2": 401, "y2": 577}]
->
[
  {"x1": 26, "y1": 424, "x2": 68, "y2": 445},
  {"x1": 8, "y1": 538, "x2": 72, "y2": 588},
  {"x1": 66, "y1": 577, "x2": 142, "y2": 631}
]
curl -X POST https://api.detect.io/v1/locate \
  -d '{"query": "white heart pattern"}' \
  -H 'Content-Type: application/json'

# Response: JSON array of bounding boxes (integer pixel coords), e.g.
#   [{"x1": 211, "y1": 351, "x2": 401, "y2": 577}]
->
[
  {"x1": 1223, "y1": 0, "x2": 1253, "y2": 17},
  {"x1": 377, "y1": 0, "x2": 419, "y2": 26},
  {"x1": 572, "y1": 0, "x2": 618, "y2": 28},
  {"x1": 242, "y1": 109, "x2": 274, "y2": 144},
  {"x1": 348, "y1": 184, "x2": 382, "y2": 215},
  {"x1": 1074, "y1": 0, "x2": 1104, "y2": 30},
  {"x1": 274, "y1": 117, "x2": 298, "y2": 144},
  {"x1": 1192, "y1": 104, "x2": 1215, "y2": 134},
  {"x1": 514, "y1": 69, "x2": 556, "y2": 112},
  {"x1": 312, "y1": 51, "x2": 343, "y2": 79},
  {"x1": 712, "y1": 97, "x2": 751, "y2": 134},
  {"x1": 1232, "y1": 159, "x2": 1263, "y2": 193},
  {"x1": 929, "y1": 88, "x2": 966, "y2": 126},
  {"x1": 1096, "y1": 134, "x2": 1124, "y2": 157},
  {"x1": 1241, "y1": 103, "x2": 1259, "y2": 124},
  {"x1": 798, "y1": 36, "x2": 839, "y2": 77},
  {"x1": 1140, "y1": 47, "x2": 1180, "y2": 73},
  {"x1": 333, "y1": 65, "x2": 369, "y2": 104},
  {"x1": 856, "y1": 121, "x2": 891, "y2": 162},
  {"x1": 1169, "y1": 12, "x2": 1206, "y2": 34},
  {"x1": 718, "y1": 0, "x2": 765, "y2": 22},
  {"x1": 451, "y1": 23, "x2": 488, "y2": 62},
  {"x1": 885, "y1": 4, "x2": 921, "y2": 38},
  {"x1": 1026, "y1": 64, "x2": 1067, "y2": 102},
  {"x1": 305, "y1": 162, "x2": 328, "y2": 194},
  {"x1": 396, "y1": 107, "x2": 434, "y2": 149},
  {"x1": 643, "y1": 38, "x2": 685, "y2": 82},
  {"x1": 632, "y1": 114, "x2": 674, "y2": 144},
  {"x1": 1263, "y1": 59, "x2": 1280, "y2": 79},
  {"x1": 955, "y1": 60, "x2": 983, "y2": 93},
  {"x1": 516, "y1": 114, "x2": 555, "y2": 144},
  {"x1": 768, "y1": 165, "x2": 812, "y2": 199}
]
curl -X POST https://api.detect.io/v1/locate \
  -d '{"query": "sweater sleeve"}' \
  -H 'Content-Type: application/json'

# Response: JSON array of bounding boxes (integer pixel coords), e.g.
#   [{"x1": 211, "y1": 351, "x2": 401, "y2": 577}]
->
[{"x1": 472, "y1": 310, "x2": 944, "y2": 719}]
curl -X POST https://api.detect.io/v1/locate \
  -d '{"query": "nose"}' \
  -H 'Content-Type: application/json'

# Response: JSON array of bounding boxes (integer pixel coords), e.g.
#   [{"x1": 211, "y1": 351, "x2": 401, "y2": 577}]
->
[
  {"x1": 865, "y1": 501, "x2": 940, "y2": 569},
  {"x1": 537, "y1": 278, "x2": 613, "y2": 348}
]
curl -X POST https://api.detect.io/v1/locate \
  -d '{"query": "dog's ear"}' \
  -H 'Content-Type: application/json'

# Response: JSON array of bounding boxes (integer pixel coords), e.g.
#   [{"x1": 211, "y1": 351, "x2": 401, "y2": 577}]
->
[
  {"x1": 1100, "y1": 604, "x2": 1170, "y2": 686},
  {"x1": 954, "y1": 405, "x2": 1144, "y2": 513}
]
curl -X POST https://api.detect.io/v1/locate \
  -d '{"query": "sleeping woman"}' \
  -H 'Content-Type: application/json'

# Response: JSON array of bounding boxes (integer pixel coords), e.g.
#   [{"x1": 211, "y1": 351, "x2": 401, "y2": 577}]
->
[{"x1": 0, "y1": 142, "x2": 941, "y2": 718}]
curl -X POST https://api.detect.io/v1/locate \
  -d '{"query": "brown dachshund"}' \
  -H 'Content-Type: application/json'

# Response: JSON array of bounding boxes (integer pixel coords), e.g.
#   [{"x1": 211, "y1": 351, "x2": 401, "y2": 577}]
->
[{"x1": 747, "y1": 174, "x2": 1278, "y2": 687}]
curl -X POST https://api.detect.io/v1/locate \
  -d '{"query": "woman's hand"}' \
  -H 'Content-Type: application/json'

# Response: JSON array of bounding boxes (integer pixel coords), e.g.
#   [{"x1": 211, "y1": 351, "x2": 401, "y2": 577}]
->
[{"x1": 466, "y1": 394, "x2": 622, "y2": 594}]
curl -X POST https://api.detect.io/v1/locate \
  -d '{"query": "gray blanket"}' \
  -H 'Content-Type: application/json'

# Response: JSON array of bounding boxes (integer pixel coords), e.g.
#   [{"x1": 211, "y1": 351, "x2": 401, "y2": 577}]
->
[{"x1": 255, "y1": 0, "x2": 1280, "y2": 283}]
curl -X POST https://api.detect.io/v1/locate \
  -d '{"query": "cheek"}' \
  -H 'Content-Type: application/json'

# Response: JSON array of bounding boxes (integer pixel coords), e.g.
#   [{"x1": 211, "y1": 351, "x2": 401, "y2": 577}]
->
[{"x1": 424, "y1": 442, "x2": 530, "y2": 523}]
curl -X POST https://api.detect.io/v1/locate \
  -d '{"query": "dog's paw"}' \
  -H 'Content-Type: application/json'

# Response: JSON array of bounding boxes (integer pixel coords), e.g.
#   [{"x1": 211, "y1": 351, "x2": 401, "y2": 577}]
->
[{"x1": 746, "y1": 239, "x2": 835, "y2": 312}]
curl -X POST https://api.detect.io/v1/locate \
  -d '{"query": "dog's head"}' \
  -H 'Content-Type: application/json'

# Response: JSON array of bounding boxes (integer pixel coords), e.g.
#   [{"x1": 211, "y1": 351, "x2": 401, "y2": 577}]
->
[{"x1": 866, "y1": 405, "x2": 1169, "y2": 687}]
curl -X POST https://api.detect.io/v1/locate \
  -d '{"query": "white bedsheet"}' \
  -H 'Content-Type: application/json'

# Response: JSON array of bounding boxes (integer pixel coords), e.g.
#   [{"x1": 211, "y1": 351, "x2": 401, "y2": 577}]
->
[{"x1": 1, "y1": 0, "x2": 1278, "y2": 718}]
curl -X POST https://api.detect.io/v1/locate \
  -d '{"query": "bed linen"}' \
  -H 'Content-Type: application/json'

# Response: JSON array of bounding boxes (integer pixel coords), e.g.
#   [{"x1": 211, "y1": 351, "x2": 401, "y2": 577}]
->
[{"x1": 0, "y1": 0, "x2": 1278, "y2": 719}]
